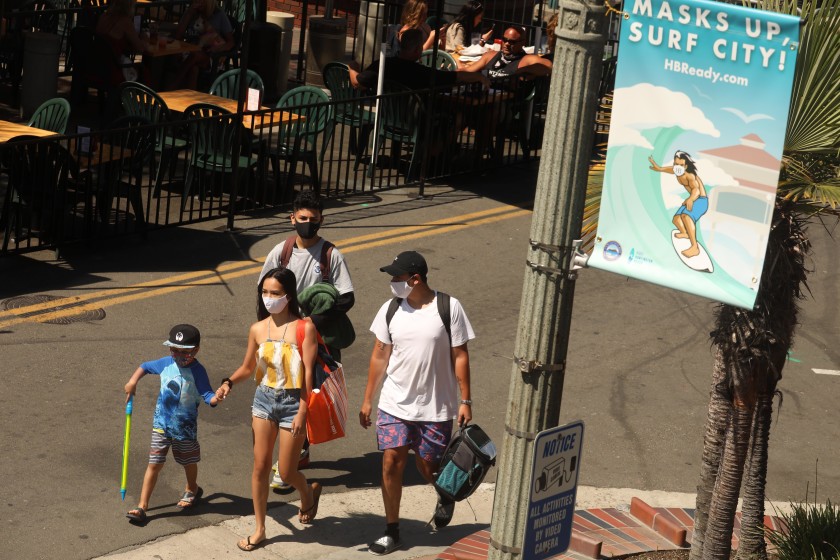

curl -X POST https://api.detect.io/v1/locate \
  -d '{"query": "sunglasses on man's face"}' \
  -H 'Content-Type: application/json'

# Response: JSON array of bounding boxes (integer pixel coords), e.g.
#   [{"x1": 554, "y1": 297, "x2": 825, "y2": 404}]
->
[{"x1": 501, "y1": 36, "x2": 522, "y2": 44}]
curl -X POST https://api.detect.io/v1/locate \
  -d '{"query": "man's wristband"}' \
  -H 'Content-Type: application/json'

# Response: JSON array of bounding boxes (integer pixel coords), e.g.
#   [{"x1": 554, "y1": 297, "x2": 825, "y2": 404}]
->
[
  {"x1": 222, "y1": 378, "x2": 233, "y2": 389},
  {"x1": 460, "y1": 399, "x2": 472, "y2": 406}
]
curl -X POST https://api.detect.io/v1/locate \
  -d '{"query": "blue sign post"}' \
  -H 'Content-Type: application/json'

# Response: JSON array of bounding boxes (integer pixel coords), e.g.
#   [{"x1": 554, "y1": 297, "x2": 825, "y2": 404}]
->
[{"x1": 522, "y1": 421, "x2": 584, "y2": 560}]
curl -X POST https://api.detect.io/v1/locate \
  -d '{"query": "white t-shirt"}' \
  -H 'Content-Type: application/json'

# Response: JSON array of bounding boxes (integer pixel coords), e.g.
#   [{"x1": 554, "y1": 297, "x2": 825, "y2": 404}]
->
[
  {"x1": 260, "y1": 238, "x2": 354, "y2": 296},
  {"x1": 369, "y1": 292, "x2": 475, "y2": 422}
]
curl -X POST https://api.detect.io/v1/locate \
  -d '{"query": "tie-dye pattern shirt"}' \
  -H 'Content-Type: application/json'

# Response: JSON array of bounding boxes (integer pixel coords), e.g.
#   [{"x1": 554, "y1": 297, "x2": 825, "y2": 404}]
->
[
  {"x1": 255, "y1": 339, "x2": 303, "y2": 389},
  {"x1": 141, "y1": 356, "x2": 216, "y2": 441}
]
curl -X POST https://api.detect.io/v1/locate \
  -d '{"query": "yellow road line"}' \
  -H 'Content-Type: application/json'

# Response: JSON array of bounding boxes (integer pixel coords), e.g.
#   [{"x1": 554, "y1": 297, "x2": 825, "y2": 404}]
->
[
  {"x1": 1, "y1": 204, "x2": 519, "y2": 321},
  {"x1": 0, "y1": 206, "x2": 530, "y2": 329}
]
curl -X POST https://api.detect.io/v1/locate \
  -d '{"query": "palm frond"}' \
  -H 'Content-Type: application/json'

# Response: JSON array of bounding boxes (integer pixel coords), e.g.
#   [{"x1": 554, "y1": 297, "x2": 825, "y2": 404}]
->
[
  {"x1": 778, "y1": 152, "x2": 840, "y2": 209},
  {"x1": 757, "y1": 0, "x2": 840, "y2": 152},
  {"x1": 581, "y1": 94, "x2": 610, "y2": 253}
]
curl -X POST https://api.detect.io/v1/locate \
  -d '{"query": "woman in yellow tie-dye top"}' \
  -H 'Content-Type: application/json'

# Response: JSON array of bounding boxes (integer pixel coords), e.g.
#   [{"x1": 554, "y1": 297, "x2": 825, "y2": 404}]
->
[{"x1": 215, "y1": 267, "x2": 322, "y2": 551}]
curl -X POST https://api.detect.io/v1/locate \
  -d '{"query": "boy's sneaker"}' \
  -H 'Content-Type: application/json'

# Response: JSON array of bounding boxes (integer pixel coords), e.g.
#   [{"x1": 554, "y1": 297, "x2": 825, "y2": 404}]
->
[
  {"x1": 369, "y1": 534, "x2": 401, "y2": 556},
  {"x1": 270, "y1": 467, "x2": 291, "y2": 490},
  {"x1": 433, "y1": 498, "x2": 455, "y2": 529},
  {"x1": 298, "y1": 447, "x2": 310, "y2": 469}
]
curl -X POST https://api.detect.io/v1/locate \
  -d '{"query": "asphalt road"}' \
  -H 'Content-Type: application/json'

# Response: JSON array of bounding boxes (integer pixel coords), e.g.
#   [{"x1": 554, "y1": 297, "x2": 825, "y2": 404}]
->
[{"x1": 1, "y1": 171, "x2": 838, "y2": 560}]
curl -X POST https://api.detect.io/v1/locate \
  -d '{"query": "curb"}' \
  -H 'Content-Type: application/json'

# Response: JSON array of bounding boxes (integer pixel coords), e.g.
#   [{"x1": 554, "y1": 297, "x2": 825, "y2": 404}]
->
[{"x1": 631, "y1": 497, "x2": 688, "y2": 546}]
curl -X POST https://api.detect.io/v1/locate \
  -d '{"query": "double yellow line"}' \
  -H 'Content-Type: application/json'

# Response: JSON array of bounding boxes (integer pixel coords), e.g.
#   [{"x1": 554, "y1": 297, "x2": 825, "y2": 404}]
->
[{"x1": 0, "y1": 204, "x2": 531, "y2": 329}]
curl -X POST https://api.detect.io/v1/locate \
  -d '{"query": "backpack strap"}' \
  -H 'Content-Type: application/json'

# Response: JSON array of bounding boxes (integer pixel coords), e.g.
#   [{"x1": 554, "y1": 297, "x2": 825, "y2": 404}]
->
[
  {"x1": 296, "y1": 318, "x2": 305, "y2": 350},
  {"x1": 436, "y1": 292, "x2": 452, "y2": 346},
  {"x1": 385, "y1": 297, "x2": 402, "y2": 341},
  {"x1": 385, "y1": 294, "x2": 452, "y2": 346},
  {"x1": 278, "y1": 235, "x2": 297, "y2": 268},
  {"x1": 296, "y1": 318, "x2": 334, "y2": 369},
  {"x1": 319, "y1": 240, "x2": 335, "y2": 283},
  {"x1": 281, "y1": 237, "x2": 334, "y2": 284}
]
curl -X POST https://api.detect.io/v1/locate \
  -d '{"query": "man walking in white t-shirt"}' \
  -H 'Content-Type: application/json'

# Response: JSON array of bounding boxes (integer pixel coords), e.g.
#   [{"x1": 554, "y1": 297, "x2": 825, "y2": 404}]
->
[{"x1": 360, "y1": 251, "x2": 475, "y2": 556}]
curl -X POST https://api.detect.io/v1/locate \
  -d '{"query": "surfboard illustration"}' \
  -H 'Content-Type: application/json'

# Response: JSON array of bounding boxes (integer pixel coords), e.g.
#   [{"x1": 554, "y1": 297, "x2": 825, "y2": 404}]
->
[{"x1": 671, "y1": 230, "x2": 714, "y2": 273}]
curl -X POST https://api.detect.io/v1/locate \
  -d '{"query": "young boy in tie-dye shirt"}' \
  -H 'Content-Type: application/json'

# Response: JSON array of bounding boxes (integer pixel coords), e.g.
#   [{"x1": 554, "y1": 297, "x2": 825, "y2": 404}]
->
[{"x1": 124, "y1": 324, "x2": 218, "y2": 524}]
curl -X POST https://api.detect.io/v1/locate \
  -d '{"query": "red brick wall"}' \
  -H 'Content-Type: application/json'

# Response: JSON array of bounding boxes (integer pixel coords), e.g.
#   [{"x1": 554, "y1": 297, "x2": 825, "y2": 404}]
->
[{"x1": 266, "y1": 0, "x2": 360, "y2": 31}]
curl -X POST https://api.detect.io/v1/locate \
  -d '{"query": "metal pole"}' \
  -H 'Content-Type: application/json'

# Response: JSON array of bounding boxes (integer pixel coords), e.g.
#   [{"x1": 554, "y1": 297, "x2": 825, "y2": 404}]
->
[
  {"x1": 487, "y1": 1, "x2": 608, "y2": 558},
  {"x1": 416, "y1": 0, "x2": 444, "y2": 197},
  {"x1": 226, "y1": 0, "x2": 253, "y2": 231}
]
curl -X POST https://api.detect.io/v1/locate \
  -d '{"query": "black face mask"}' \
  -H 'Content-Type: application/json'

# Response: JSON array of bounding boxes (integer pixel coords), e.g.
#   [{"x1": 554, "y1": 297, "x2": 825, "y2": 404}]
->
[{"x1": 295, "y1": 220, "x2": 321, "y2": 239}]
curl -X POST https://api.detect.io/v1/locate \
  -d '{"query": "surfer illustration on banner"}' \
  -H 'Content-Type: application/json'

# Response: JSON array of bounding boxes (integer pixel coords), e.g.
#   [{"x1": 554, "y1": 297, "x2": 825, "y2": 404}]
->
[
  {"x1": 648, "y1": 150, "x2": 714, "y2": 273},
  {"x1": 585, "y1": 0, "x2": 801, "y2": 309}
]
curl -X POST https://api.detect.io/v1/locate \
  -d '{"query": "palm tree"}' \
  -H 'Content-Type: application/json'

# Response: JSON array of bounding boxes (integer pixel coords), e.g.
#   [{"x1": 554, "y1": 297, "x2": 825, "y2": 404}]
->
[
  {"x1": 689, "y1": 1, "x2": 840, "y2": 558},
  {"x1": 584, "y1": 1, "x2": 840, "y2": 558}
]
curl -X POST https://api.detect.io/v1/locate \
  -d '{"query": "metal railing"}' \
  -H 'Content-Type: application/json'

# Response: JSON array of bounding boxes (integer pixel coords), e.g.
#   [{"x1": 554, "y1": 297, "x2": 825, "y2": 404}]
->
[{"x1": 1, "y1": 77, "x2": 552, "y2": 257}]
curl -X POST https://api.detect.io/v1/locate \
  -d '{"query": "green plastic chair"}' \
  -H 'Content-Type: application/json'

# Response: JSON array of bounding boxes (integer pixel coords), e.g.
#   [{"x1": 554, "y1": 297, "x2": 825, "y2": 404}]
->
[
  {"x1": 97, "y1": 115, "x2": 157, "y2": 233},
  {"x1": 182, "y1": 102, "x2": 257, "y2": 207},
  {"x1": 119, "y1": 81, "x2": 189, "y2": 197},
  {"x1": 495, "y1": 76, "x2": 550, "y2": 159},
  {"x1": 1, "y1": 135, "x2": 83, "y2": 257},
  {"x1": 419, "y1": 49, "x2": 458, "y2": 71},
  {"x1": 322, "y1": 61, "x2": 375, "y2": 168},
  {"x1": 270, "y1": 86, "x2": 333, "y2": 194},
  {"x1": 209, "y1": 68, "x2": 264, "y2": 101},
  {"x1": 368, "y1": 80, "x2": 425, "y2": 180},
  {"x1": 27, "y1": 97, "x2": 70, "y2": 134}
]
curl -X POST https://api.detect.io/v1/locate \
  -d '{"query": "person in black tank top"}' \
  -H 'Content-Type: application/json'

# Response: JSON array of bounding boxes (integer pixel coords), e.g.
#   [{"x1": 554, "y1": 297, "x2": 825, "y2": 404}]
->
[{"x1": 464, "y1": 25, "x2": 552, "y2": 80}]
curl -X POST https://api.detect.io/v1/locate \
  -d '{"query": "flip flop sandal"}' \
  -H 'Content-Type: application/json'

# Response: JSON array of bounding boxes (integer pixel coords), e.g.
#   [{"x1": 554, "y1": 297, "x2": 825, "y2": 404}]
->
[
  {"x1": 177, "y1": 486, "x2": 203, "y2": 509},
  {"x1": 237, "y1": 536, "x2": 266, "y2": 552},
  {"x1": 126, "y1": 507, "x2": 147, "y2": 524},
  {"x1": 298, "y1": 482, "x2": 322, "y2": 524}
]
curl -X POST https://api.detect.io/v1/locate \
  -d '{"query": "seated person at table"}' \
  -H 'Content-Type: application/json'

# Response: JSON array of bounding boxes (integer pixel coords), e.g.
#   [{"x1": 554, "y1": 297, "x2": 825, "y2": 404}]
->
[
  {"x1": 389, "y1": 0, "x2": 438, "y2": 55},
  {"x1": 95, "y1": 0, "x2": 151, "y2": 85},
  {"x1": 350, "y1": 28, "x2": 488, "y2": 92},
  {"x1": 464, "y1": 25, "x2": 552, "y2": 80},
  {"x1": 170, "y1": 0, "x2": 234, "y2": 89},
  {"x1": 445, "y1": 0, "x2": 493, "y2": 52}
]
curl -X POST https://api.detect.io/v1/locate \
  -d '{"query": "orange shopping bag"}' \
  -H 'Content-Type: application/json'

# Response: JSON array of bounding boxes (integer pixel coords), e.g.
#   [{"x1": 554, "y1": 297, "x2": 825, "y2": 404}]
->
[
  {"x1": 306, "y1": 363, "x2": 347, "y2": 444},
  {"x1": 299, "y1": 320, "x2": 348, "y2": 444}
]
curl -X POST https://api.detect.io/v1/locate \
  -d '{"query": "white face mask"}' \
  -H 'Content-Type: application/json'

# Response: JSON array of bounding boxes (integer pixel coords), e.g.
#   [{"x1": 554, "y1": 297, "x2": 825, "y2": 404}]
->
[
  {"x1": 262, "y1": 295, "x2": 288, "y2": 314},
  {"x1": 673, "y1": 164, "x2": 686, "y2": 177},
  {"x1": 390, "y1": 281, "x2": 414, "y2": 298}
]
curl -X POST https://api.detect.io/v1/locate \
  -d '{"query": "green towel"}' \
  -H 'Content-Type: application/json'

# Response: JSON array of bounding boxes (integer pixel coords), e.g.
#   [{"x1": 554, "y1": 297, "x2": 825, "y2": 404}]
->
[{"x1": 299, "y1": 283, "x2": 356, "y2": 350}]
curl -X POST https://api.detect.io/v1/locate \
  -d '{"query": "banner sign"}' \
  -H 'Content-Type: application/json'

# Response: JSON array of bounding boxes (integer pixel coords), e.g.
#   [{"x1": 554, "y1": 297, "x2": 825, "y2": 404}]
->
[{"x1": 589, "y1": 0, "x2": 800, "y2": 309}]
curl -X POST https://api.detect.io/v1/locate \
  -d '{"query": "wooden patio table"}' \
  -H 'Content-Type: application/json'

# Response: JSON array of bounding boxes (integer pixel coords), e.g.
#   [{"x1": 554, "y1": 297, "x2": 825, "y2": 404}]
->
[
  {"x1": 144, "y1": 38, "x2": 202, "y2": 57},
  {"x1": 0, "y1": 121, "x2": 56, "y2": 143},
  {"x1": 159, "y1": 89, "x2": 305, "y2": 129}
]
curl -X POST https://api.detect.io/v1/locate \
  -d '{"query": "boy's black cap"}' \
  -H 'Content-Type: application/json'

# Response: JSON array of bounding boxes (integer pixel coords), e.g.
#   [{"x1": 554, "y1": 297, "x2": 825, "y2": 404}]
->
[
  {"x1": 163, "y1": 324, "x2": 200, "y2": 349},
  {"x1": 380, "y1": 251, "x2": 428, "y2": 277}
]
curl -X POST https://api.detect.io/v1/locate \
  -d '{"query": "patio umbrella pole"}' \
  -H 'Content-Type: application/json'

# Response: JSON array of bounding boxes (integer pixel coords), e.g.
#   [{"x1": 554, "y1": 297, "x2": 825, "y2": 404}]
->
[{"x1": 369, "y1": 39, "x2": 386, "y2": 179}]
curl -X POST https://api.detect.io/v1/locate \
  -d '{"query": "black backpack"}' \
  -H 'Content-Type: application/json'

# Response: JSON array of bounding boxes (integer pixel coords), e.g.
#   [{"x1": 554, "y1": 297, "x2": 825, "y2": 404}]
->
[
  {"x1": 385, "y1": 291, "x2": 451, "y2": 344},
  {"x1": 434, "y1": 424, "x2": 496, "y2": 502}
]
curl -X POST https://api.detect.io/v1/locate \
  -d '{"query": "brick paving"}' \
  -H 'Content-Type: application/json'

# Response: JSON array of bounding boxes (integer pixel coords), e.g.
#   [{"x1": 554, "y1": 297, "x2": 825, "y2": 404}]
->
[{"x1": 436, "y1": 498, "x2": 785, "y2": 559}]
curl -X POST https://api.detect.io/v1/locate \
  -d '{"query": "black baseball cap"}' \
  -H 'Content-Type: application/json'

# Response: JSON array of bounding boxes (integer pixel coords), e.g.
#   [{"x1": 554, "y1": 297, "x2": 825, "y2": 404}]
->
[
  {"x1": 163, "y1": 324, "x2": 201, "y2": 349},
  {"x1": 380, "y1": 251, "x2": 428, "y2": 277}
]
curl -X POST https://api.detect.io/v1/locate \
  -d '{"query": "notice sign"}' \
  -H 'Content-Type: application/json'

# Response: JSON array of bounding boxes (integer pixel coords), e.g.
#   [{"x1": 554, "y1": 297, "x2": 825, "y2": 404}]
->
[
  {"x1": 588, "y1": 0, "x2": 800, "y2": 309},
  {"x1": 522, "y1": 421, "x2": 584, "y2": 560}
]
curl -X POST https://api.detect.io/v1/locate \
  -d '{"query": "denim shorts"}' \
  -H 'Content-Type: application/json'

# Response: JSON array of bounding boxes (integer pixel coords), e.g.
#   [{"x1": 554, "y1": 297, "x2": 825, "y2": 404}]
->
[{"x1": 252, "y1": 385, "x2": 301, "y2": 428}]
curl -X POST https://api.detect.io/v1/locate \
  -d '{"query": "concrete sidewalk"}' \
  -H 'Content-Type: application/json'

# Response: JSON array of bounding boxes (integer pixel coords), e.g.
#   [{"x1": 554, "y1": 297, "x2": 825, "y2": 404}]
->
[{"x1": 97, "y1": 484, "x2": 701, "y2": 559}]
